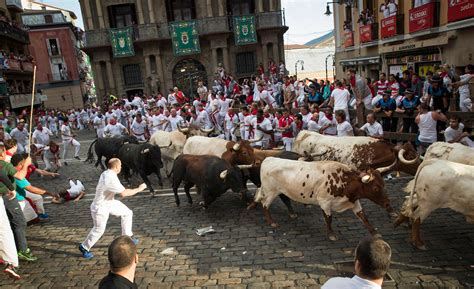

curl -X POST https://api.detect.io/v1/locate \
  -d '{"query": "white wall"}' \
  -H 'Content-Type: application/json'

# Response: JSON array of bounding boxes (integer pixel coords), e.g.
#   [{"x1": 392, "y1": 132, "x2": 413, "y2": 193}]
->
[{"x1": 285, "y1": 46, "x2": 336, "y2": 80}]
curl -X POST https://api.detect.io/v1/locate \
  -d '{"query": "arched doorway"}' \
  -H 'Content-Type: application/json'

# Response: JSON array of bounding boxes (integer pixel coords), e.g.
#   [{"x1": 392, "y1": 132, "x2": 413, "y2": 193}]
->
[{"x1": 172, "y1": 59, "x2": 207, "y2": 99}]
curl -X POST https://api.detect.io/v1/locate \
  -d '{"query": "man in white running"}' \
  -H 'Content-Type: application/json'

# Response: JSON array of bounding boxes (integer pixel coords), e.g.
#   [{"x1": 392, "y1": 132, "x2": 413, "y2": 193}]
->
[
  {"x1": 60, "y1": 119, "x2": 81, "y2": 161},
  {"x1": 79, "y1": 158, "x2": 147, "y2": 259}
]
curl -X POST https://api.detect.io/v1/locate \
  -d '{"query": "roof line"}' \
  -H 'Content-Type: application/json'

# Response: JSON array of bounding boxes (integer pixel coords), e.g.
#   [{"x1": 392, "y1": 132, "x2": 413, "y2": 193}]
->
[{"x1": 28, "y1": 1, "x2": 77, "y2": 19}]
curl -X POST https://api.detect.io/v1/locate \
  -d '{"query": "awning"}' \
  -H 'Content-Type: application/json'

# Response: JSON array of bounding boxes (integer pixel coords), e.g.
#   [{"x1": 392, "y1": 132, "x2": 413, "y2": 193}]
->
[{"x1": 339, "y1": 56, "x2": 380, "y2": 66}]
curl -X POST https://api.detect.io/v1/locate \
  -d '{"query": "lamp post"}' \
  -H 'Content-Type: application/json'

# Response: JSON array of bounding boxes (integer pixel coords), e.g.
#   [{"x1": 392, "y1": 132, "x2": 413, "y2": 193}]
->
[
  {"x1": 325, "y1": 54, "x2": 335, "y2": 81},
  {"x1": 294, "y1": 60, "x2": 304, "y2": 79},
  {"x1": 324, "y1": 1, "x2": 352, "y2": 16}
]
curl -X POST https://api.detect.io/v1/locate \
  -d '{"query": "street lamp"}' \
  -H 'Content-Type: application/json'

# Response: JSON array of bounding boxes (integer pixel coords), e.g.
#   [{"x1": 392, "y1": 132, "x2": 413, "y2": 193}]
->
[
  {"x1": 294, "y1": 60, "x2": 304, "y2": 79},
  {"x1": 324, "y1": 1, "x2": 352, "y2": 16}
]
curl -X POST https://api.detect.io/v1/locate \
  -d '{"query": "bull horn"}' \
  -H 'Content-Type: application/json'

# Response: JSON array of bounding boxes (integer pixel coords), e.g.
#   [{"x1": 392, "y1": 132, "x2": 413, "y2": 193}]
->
[
  {"x1": 233, "y1": 143, "x2": 241, "y2": 151},
  {"x1": 361, "y1": 174, "x2": 374, "y2": 184},
  {"x1": 219, "y1": 170, "x2": 228, "y2": 179},
  {"x1": 398, "y1": 149, "x2": 418, "y2": 165},
  {"x1": 200, "y1": 126, "x2": 214, "y2": 133},
  {"x1": 311, "y1": 151, "x2": 328, "y2": 157},
  {"x1": 158, "y1": 142, "x2": 172, "y2": 149},
  {"x1": 177, "y1": 125, "x2": 189, "y2": 133},
  {"x1": 141, "y1": 148, "x2": 150, "y2": 154},
  {"x1": 248, "y1": 135, "x2": 263, "y2": 143},
  {"x1": 376, "y1": 159, "x2": 398, "y2": 174},
  {"x1": 237, "y1": 164, "x2": 253, "y2": 169},
  {"x1": 419, "y1": 155, "x2": 424, "y2": 161}
]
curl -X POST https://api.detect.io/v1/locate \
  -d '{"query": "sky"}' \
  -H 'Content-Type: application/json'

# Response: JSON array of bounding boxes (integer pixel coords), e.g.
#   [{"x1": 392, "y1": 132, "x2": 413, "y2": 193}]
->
[{"x1": 38, "y1": 0, "x2": 334, "y2": 45}]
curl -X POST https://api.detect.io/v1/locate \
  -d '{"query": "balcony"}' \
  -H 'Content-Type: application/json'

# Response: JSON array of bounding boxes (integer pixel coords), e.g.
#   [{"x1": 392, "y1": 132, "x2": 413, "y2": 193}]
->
[
  {"x1": 6, "y1": 0, "x2": 23, "y2": 11},
  {"x1": 380, "y1": 14, "x2": 404, "y2": 39},
  {"x1": 409, "y1": 2, "x2": 440, "y2": 34},
  {"x1": 344, "y1": 31, "x2": 354, "y2": 48},
  {"x1": 0, "y1": 21, "x2": 29, "y2": 44},
  {"x1": 47, "y1": 71, "x2": 73, "y2": 82},
  {"x1": 84, "y1": 11, "x2": 286, "y2": 49},
  {"x1": 359, "y1": 23, "x2": 379, "y2": 44}
]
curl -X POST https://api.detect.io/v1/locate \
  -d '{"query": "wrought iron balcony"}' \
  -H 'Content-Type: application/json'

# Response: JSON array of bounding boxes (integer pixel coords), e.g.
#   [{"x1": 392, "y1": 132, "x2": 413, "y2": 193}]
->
[
  {"x1": 256, "y1": 11, "x2": 285, "y2": 29},
  {"x1": 0, "y1": 21, "x2": 29, "y2": 44}
]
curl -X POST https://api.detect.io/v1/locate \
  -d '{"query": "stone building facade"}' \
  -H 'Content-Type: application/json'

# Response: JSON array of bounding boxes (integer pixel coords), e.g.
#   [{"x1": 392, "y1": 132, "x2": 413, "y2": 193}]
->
[{"x1": 80, "y1": 0, "x2": 287, "y2": 101}]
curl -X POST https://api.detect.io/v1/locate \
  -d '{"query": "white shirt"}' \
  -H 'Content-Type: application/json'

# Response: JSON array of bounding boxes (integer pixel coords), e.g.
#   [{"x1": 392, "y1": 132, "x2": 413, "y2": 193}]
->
[
  {"x1": 104, "y1": 123, "x2": 126, "y2": 137},
  {"x1": 459, "y1": 74, "x2": 473, "y2": 96},
  {"x1": 156, "y1": 97, "x2": 168, "y2": 108},
  {"x1": 218, "y1": 98, "x2": 233, "y2": 115},
  {"x1": 224, "y1": 113, "x2": 239, "y2": 130},
  {"x1": 167, "y1": 115, "x2": 184, "y2": 131},
  {"x1": 360, "y1": 121, "x2": 384, "y2": 137},
  {"x1": 319, "y1": 113, "x2": 337, "y2": 135},
  {"x1": 252, "y1": 117, "x2": 273, "y2": 141},
  {"x1": 444, "y1": 123, "x2": 465, "y2": 143},
  {"x1": 307, "y1": 120, "x2": 321, "y2": 132},
  {"x1": 105, "y1": 112, "x2": 116, "y2": 123},
  {"x1": 91, "y1": 169, "x2": 126, "y2": 211},
  {"x1": 131, "y1": 120, "x2": 147, "y2": 136},
  {"x1": 61, "y1": 124, "x2": 73, "y2": 141},
  {"x1": 168, "y1": 93, "x2": 177, "y2": 105},
  {"x1": 10, "y1": 127, "x2": 29, "y2": 145},
  {"x1": 331, "y1": 88, "x2": 351, "y2": 109},
  {"x1": 322, "y1": 275, "x2": 381, "y2": 289},
  {"x1": 32, "y1": 128, "x2": 52, "y2": 145},
  {"x1": 93, "y1": 116, "x2": 105, "y2": 129},
  {"x1": 337, "y1": 121, "x2": 354, "y2": 136},
  {"x1": 196, "y1": 110, "x2": 211, "y2": 128},
  {"x1": 150, "y1": 114, "x2": 166, "y2": 132},
  {"x1": 259, "y1": 90, "x2": 276, "y2": 106},
  {"x1": 418, "y1": 112, "x2": 437, "y2": 144}
]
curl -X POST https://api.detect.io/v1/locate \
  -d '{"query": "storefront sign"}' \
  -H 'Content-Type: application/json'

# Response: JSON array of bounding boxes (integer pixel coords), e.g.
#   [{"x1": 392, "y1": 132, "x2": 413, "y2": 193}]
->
[
  {"x1": 448, "y1": 0, "x2": 474, "y2": 23},
  {"x1": 344, "y1": 31, "x2": 354, "y2": 47},
  {"x1": 359, "y1": 25, "x2": 373, "y2": 43},
  {"x1": 381, "y1": 15, "x2": 397, "y2": 38},
  {"x1": 409, "y1": 2, "x2": 435, "y2": 33}
]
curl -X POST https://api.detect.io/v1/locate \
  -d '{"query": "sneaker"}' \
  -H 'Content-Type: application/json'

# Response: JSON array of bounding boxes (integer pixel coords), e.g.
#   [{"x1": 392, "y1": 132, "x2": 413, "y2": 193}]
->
[
  {"x1": 18, "y1": 248, "x2": 37, "y2": 262},
  {"x1": 38, "y1": 213, "x2": 49, "y2": 219},
  {"x1": 78, "y1": 244, "x2": 93, "y2": 259},
  {"x1": 74, "y1": 156, "x2": 81, "y2": 160},
  {"x1": 131, "y1": 237, "x2": 139, "y2": 245},
  {"x1": 3, "y1": 264, "x2": 21, "y2": 280}
]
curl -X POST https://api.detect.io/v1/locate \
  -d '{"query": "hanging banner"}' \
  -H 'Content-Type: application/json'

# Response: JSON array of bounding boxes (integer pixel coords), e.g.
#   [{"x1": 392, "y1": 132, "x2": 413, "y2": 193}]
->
[
  {"x1": 359, "y1": 25, "x2": 373, "y2": 43},
  {"x1": 170, "y1": 20, "x2": 200, "y2": 56},
  {"x1": 409, "y1": 2, "x2": 434, "y2": 33},
  {"x1": 109, "y1": 27, "x2": 135, "y2": 58},
  {"x1": 448, "y1": 0, "x2": 474, "y2": 23},
  {"x1": 233, "y1": 15, "x2": 257, "y2": 45},
  {"x1": 381, "y1": 15, "x2": 397, "y2": 38},
  {"x1": 344, "y1": 31, "x2": 354, "y2": 47}
]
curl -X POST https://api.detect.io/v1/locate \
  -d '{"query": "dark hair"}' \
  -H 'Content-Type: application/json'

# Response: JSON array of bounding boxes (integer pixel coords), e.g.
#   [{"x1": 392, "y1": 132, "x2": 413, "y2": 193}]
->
[
  {"x1": 296, "y1": 114, "x2": 303, "y2": 121},
  {"x1": 380, "y1": 72, "x2": 386, "y2": 77},
  {"x1": 108, "y1": 236, "x2": 137, "y2": 271},
  {"x1": 11, "y1": 153, "x2": 28, "y2": 167},
  {"x1": 355, "y1": 236, "x2": 391, "y2": 279},
  {"x1": 467, "y1": 64, "x2": 473, "y2": 72},
  {"x1": 449, "y1": 115, "x2": 461, "y2": 122},
  {"x1": 335, "y1": 110, "x2": 346, "y2": 120},
  {"x1": 4, "y1": 139, "x2": 17, "y2": 150}
]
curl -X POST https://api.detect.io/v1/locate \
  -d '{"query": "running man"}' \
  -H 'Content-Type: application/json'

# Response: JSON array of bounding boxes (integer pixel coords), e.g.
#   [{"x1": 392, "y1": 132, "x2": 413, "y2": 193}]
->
[{"x1": 79, "y1": 158, "x2": 147, "y2": 259}]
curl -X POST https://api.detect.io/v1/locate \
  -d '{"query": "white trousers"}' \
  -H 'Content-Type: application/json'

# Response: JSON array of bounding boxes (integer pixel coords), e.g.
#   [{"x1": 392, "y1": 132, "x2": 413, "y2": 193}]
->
[
  {"x1": 25, "y1": 191, "x2": 45, "y2": 214},
  {"x1": 225, "y1": 129, "x2": 237, "y2": 141},
  {"x1": 44, "y1": 157, "x2": 61, "y2": 172},
  {"x1": 282, "y1": 137, "x2": 294, "y2": 151},
  {"x1": 460, "y1": 93, "x2": 472, "y2": 112},
  {"x1": 0, "y1": 197, "x2": 18, "y2": 267},
  {"x1": 82, "y1": 200, "x2": 133, "y2": 251},
  {"x1": 62, "y1": 138, "x2": 80, "y2": 159},
  {"x1": 97, "y1": 128, "x2": 104, "y2": 138},
  {"x1": 19, "y1": 199, "x2": 38, "y2": 222}
]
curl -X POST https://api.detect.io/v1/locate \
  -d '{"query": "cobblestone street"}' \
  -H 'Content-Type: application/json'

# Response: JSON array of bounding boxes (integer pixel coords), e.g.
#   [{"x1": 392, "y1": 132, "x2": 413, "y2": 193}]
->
[{"x1": 1, "y1": 131, "x2": 473, "y2": 288}]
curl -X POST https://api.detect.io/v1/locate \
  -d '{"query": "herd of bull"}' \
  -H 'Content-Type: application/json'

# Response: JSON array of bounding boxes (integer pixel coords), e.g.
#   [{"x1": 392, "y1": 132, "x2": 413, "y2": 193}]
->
[{"x1": 85, "y1": 127, "x2": 474, "y2": 251}]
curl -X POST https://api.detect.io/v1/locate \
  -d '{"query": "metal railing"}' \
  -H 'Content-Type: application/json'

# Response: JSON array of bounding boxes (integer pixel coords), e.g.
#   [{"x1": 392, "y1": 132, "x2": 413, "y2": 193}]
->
[
  {"x1": 84, "y1": 11, "x2": 286, "y2": 48},
  {"x1": 47, "y1": 71, "x2": 72, "y2": 82},
  {"x1": 0, "y1": 21, "x2": 29, "y2": 44}
]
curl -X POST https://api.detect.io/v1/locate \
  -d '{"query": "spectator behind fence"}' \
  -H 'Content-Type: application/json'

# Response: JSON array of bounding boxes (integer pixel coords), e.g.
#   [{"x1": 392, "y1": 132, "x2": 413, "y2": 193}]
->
[
  {"x1": 444, "y1": 116, "x2": 474, "y2": 147},
  {"x1": 99, "y1": 236, "x2": 139, "y2": 289},
  {"x1": 322, "y1": 236, "x2": 392, "y2": 289}
]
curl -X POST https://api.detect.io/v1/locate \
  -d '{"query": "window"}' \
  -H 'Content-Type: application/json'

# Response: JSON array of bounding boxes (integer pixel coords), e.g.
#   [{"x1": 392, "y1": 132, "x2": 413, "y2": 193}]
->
[
  {"x1": 123, "y1": 64, "x2": 143, "y2": 86},
  {"x1": 236, "y1": 52, "x2": 256, "y2": 75},
  {"x1": 44, "y1": 14, "x2": 53, "y2": 24},
  {"x1": 47, "y1": 38, "x2": 60, "y2": 56},
  {"x1": 108, "y1": 4, "x2": 137, "y2": 28},
  {"x1": 227, "y1": 0, "x2": 254, "y2": 15},
  {"x1": 165, "y1": 0, "x2": 196, "y2": 22}
]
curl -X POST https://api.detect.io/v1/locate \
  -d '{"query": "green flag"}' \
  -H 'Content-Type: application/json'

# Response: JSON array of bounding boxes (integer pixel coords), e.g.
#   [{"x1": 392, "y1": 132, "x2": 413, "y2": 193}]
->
[
  {"x1": 110, "y1": 27, "x2": 135, "y2": 58},
  {"x1": 170, "y1": 20, "x2": 200, "y2": 56},
  {"x1": 234, "y1": 15, "x2": 257, "y2": 45}
]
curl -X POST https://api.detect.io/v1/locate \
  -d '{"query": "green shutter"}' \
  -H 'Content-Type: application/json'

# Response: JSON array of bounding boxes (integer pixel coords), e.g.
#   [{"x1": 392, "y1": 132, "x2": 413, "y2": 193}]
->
[
  {"x1": 234, "y1": 15, "x2": 257, "y2": 45},
  {"x1": 110, "y1": 27, "x2": 135, "y2": 58},
  {"x1": 170, "y1": 20, "x2": 201, "y2": 56}
]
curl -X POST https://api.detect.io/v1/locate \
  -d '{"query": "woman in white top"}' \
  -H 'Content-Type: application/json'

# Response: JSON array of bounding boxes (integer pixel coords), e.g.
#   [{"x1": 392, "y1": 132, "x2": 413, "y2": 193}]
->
[{"x1": 415, "y1": 103, "x2": 447, "y2": 154}]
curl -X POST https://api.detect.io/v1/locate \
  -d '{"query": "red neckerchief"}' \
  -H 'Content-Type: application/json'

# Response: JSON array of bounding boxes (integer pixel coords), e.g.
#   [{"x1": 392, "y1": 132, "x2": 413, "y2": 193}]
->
[
  {"x1": 251, "y1": 109, "x2": 258, "y2": 115},
  {"x1": 6, "y1": 151, "x2": 13, "y2": 156},
  {"x1": 243, "y1": 112, "x2": 249, "y2": 117},
  {"x1": 350, "y1": 75, "x2": 356, "y2": 87},
  {"x1": 228, "y1": 111, "x2": 235, "y2": 119},
  {"x1": 264, "y1": 112, "x2": 270, "y2": 118},
  {"x1": 325, "y1": 112, "x2": 333, "y2": 121},
  {"x1": 440, "y1": 72, "x2": 448, "y2": 78},
  {"x1": 257, "y1": 117, "x2": 264, "y2": 124}
]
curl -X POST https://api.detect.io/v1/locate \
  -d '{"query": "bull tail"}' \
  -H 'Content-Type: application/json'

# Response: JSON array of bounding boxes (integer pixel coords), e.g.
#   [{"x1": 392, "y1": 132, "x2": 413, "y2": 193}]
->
[{"x1": 85, "y1": 139, "x2": 98, "y2": 164}]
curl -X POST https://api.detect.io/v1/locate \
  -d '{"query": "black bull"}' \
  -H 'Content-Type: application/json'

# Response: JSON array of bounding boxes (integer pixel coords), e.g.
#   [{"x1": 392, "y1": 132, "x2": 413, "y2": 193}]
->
[
  {"x1": 171, "y1": 155, "x2": 247, "y2": 208},
  {"x1": 85, "y1": 136, "x2": 139, "y2": 170},
  {"x1": 118, "y1": 143, "x2": 164, "y2": 196}
]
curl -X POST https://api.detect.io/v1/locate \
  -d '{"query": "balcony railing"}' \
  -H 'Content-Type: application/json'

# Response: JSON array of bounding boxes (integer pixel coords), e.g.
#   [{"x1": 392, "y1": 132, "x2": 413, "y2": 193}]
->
[
  {"x1": 84, "y1": 11, "x2": 285, "y2": 49},
  {"x1": 359, "y1": 23, "x2": 379, "y2": 43},
  {"x1": 380, "y1": 14, "x2": 404, "y2": 39},
  {"x1": 47, "y1": 71, "x2": 72, "y2": 82},
  {"x1": 0, "y1": 20, "x2": 29, "y2": 44}
]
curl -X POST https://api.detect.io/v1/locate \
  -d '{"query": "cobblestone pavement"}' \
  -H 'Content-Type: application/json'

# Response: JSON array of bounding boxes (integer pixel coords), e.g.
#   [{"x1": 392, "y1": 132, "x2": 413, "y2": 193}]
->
[{"x1": 1, "y1": 130, "x2": 473, "y2": 288}]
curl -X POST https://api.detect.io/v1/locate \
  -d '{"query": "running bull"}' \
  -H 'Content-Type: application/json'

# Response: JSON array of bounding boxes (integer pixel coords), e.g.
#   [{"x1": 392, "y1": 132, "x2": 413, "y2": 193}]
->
[
  {"x1": 171, "y1": 155, "x2": 252, "y2": 208},
  {"x1": 254, "y1": 157, "x2": 396, "y2": 240},
  {"x1": 394, "y1": 159, "x2": 474, "y2": 250},
  {"x1": 118, "y1": 143, "x2": 166, "y2": 196},
  {"x1": 423, "y1": 142, "x2": 474, "y2": 165},
  {"x1": 292, "y1": 131, "x2": 420, "y2": 175},
  {"x1": 85, "y1": 135, "x2": 139, "y2": 170}
]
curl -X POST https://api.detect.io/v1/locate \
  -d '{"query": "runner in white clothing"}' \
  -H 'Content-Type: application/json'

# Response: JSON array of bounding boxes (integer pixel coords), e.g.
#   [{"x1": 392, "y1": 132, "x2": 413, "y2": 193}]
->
[
  {"x1": 60, "y1": 119, "x2": 81, "y2": 161},
  {"x1": 79, "y1": 158, "x2": 147, "y2": 259}
]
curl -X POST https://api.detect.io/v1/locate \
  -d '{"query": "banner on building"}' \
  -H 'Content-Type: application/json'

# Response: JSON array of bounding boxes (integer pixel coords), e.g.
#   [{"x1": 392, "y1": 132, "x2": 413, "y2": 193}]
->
[
  {"x1": 233, "y1": 15, "x2": 257, "y2": 45},
  {"x1": 344, "y1": 31, "x2": 354, "y2": 48},
  {"x1": 381, "y1": 15, "x2": 397, "y2": 38},
  {"x1": 448, "y1": 0, "x2": 474, "y2": 23},
  {"x1": 170, "y1": 20, "x2": 200, "y2": 56},
  {"x1": 110, "y1": 27, "x2": 135, "y2": 58},
  {"x1": 359, "y1": 25, "x2": 373, "y2": 43},
  {"x1": 409, "y1": 2, "x2": 434, "y2": 33}
]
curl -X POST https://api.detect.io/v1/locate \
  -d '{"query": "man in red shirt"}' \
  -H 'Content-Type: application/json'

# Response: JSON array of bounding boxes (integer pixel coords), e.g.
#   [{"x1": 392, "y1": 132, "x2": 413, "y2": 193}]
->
[
  {"x1": 278, "y1": 109, "x2": 294, "y2": 151},
  {"x1": 173, "y1": 87, "x2": 188, "y2": 104}
]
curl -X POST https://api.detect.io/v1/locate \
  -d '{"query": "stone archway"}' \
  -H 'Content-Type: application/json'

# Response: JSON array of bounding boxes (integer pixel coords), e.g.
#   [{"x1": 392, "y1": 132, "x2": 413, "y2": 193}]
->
[{"x1": 172, "y1": 59, "x2": 207, "y2": 99}]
